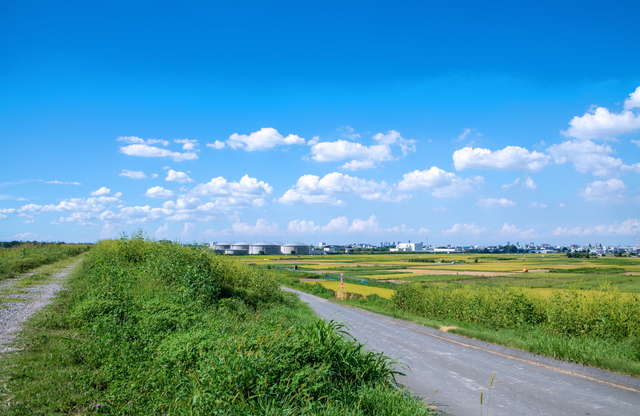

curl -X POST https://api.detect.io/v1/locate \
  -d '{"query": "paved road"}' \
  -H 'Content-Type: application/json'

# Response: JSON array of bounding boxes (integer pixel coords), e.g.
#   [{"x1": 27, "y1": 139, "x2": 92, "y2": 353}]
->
[{"x1": 284, "y1": 288, "x2": 640, "y2": 416}]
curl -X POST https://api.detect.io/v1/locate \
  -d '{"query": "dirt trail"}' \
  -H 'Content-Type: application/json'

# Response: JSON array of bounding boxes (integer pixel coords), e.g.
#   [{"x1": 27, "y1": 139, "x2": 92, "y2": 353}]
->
[{"x1": 0, "y1": 259, "x2": 81, "y2": 353}]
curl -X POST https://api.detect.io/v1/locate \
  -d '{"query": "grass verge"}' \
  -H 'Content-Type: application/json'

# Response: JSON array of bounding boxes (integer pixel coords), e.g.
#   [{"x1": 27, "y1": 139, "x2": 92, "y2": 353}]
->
[{"x1": 0, "y1": 237, "x2": 434, "y2": 415}]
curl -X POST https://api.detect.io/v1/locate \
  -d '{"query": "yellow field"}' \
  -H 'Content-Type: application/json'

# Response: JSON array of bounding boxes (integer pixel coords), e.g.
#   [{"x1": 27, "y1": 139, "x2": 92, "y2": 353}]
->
[
  {"x1": 359, "y1": 273, "x2": 417, "y2": 280},
  {"x1": 303, "y1": 281, "x2": 395, "y2": 299}
]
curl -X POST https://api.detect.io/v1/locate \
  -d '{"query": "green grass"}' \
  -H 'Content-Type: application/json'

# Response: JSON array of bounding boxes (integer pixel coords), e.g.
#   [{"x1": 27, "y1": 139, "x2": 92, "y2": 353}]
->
[
  {"x1": 274, "y1": 267, "x2": 640, "y2": 378},
  {"x1": 0, "y1": 243, "x2": 91, "y2": 281},
  {"x1": 0, "y1": 236, "x2": 434, "y2": 415}
]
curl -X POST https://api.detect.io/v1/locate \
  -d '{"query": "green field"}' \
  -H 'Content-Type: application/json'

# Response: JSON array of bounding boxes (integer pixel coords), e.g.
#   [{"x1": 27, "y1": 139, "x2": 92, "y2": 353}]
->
[
  {"x1": 0, "y1": 242, "x2": 92, "y2": 281},
  {"x1": 265, "y1": 252, "x2": 640, "y2": 377},
  {"x1": 0, "y1": 237, "x2": 433, "y2": 415}
]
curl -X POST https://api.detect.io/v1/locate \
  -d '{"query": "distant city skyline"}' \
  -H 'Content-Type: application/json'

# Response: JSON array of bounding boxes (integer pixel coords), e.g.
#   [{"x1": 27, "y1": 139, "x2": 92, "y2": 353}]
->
[{"x1": 1, "y1": 1, "x2": 639, "y2": 246}]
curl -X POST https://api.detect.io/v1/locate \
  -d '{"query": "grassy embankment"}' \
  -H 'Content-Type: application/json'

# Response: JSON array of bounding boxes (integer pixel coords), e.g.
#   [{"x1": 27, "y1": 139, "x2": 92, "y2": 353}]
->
[
  {"x1": 269, "y1": 254, "x2": 640, "y2": 377},
  {"x1": 0, "y1": 242, "x2": 92, "y2": 281},
  {"x1": 0, "y1": 237, "x2": 433, "y2": 415}
]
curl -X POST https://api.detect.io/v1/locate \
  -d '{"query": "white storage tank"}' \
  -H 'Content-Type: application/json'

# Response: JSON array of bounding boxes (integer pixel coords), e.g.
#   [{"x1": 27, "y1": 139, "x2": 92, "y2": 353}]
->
[
  {"x1": 249, "y1": 241, "x2": 281, "y2": 255},
  {"x1": 280, "y1": 242, "x2": 310, "y2": 255}
]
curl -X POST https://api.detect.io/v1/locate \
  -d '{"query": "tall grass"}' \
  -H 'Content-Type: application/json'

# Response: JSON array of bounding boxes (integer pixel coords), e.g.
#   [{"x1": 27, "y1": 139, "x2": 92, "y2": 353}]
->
[
  {"x1": 1, "y1": 236, "x2": 432, "y2": 415},
  {"x1": 0, "y1": 242, "x2": 91, "y2": 280}
]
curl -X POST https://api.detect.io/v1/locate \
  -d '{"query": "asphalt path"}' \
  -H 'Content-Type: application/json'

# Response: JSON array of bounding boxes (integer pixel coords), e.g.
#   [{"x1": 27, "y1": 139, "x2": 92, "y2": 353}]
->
[{"x1": 283, "y1": 287, "x2": 640, "y2": 416}]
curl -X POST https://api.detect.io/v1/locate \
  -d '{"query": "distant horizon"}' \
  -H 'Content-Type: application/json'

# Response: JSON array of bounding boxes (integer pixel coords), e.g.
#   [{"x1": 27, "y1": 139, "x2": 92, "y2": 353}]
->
[{"x1": 1, "y1": 1, "x2": 639, "y2": 246}]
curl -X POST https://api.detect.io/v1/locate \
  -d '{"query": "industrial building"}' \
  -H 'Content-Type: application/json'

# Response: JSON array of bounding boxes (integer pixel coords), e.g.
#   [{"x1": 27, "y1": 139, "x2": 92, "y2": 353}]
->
[{"x1": 280, "y1": 242, "x2": 310, "y2": 255}]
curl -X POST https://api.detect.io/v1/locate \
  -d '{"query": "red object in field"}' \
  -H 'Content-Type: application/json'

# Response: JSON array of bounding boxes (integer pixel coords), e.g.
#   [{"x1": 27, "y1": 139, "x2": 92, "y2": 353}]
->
[
  {"x1": 341, "y1": 273, "x2": 344, "y2": 290},
  {"x1": 523, "y1": 268, "x2": 528, "y2": 272}
]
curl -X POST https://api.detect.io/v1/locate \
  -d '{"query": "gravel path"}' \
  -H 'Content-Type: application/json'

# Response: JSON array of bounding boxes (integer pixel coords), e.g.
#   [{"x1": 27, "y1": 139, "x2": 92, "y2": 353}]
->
[{"x1": 0, "y1": 259, "x2": 81, "y2": 353}]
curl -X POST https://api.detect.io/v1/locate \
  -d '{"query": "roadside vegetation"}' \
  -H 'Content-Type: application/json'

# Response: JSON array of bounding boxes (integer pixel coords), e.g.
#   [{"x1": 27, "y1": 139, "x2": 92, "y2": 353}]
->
[
  {"x1": 0, "y1": 242, "x2": 91, "y2": 281},
  {"x1": 269, "y1": 253, "x2": 640, "y2": 378},
  {"x1": 0, "y1": 235, "x2": 433, "y2": 415}
]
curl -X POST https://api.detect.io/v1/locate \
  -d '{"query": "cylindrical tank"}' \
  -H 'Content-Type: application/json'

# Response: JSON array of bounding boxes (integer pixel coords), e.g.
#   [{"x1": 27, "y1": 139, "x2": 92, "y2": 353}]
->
[
  {"x1": 280, "y1": 242, "x2": 310, "y2": 255},
  {"x1": 249, "y1": 242, "x2": 281, "y2": 255}
]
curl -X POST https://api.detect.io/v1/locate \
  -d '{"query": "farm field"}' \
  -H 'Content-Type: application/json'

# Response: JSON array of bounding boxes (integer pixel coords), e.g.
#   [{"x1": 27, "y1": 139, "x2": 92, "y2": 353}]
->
[
  {"x1": 244, "y1": 252, "x2": 640, "y2": 293},
  {"x1": 268, "y1": 252, "x2": 640, "y2": 377},
  {"x1": 0, "y1": 242, "x2": 92, "y2": 281}
]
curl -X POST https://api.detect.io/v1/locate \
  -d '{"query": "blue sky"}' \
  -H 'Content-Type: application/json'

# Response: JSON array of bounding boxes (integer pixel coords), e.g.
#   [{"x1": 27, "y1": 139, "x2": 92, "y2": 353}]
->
[{"x1": 1, "y1": 0, "x2": 639, "y2": 246}]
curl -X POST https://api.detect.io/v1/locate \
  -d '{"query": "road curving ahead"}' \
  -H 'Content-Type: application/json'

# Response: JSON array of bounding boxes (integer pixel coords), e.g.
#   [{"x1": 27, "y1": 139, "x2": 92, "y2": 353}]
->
[{"x1": 283, "y1": 287, "x2": 640, "y2": 416}]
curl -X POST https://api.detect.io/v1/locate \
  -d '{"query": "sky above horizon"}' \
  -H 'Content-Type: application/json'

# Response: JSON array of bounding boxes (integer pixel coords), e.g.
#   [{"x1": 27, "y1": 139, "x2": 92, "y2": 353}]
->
[{"x1": 1, "y1": 0, "x2": 640, "y2": 246}]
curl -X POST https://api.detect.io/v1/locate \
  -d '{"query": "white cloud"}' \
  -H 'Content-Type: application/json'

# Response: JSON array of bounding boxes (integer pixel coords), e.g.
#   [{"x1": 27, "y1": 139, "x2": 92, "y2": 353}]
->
[
  {"x1": 11, "y1": 232, "x2": 38, "y2": 240},
  {"x1": 498, "y1": 223, "x2": 537, "y2": 239},
  {"x1": 624, "y1": 86, "x2": 640, "y2": 111},
  {"x1": 23, "y1": 219, "x2": 35, "y2": 224},
  {"x1": 339, "y1": 126, "x2": 361, "y2": 140},
  {"x1": 621, "y1": 163, "x2": 640, "y2": 174},
  {"x1": 119, "y1": 169, "x2": 147, "y2": 179},
  {"x1": 453, "y1": 146, "x2": 551, "y2": 172},
  {"x1": 456, "y1": 128, "x2": 481, "y2": 142},
  {"x1": 0, "y1": 214, "x2": 7, "y2": 220},
  {"x1": 117, "y1": 136, "x2": 170, "y2": 146},
  {"x1": 145, "y1": 186, "x2": 175, "y2": 199},
  {"x1": 552, "y1": 218, "x2": 640, "y2": 236},
  {"x1": 230, "y1": 219, "x2": 279, "y2": 235},
  {"x1": 180, "y1": 222, "x2": 196, "y2": 239},
  {"x1": 90, "y1": 187, "x2": 122, "y2": 197},
  {"x1": 502, "y1": 175, "x2": 537, "y2": 190},
  {"x1": 42, "y1": 180, "x2": 82, "y2": 185},
  {"x1": 502, "y1": 177, "x2": 520, "y2": 189},
  {"x1": 442, "y1": 223, "x2": 486, "y2": 236},
  {"x1": 166, "y1": 169, "x2": 194, "y2": 183},
  {"x1": 154, "y1": 223, "x2": 171, "y2": 240},
  {"x1": 431, "y1": 206, "x2": 447, "y2": 212},
  {"x1": 309, "y1": 130, "x2": 415, "y2": 170},
  {"x1": 561, "y1": 107, "x2": 640, "y2": 140},
  {"x1": 580, "y1": 178, "x2": 628, "y2": 204},
  {"x1": 287, "y1": 220, "x2": 321, "y2": 234},
  {"x1": 206, "y1": 140, "x2": 226, "y2": 150},
  {"x1": 523, "y1": 175, "x2": 537, "y2": 189},
  {"x1": 277, "y1": 172, "x2": 399, "y2": 206},
  {"x1": 174, "y1": 138, "x2": 199, "y2": 151},
  {"x1": 191, "y1": 175, "x2": 273, "y2": 199},
  {"x1": 631, "y1": 139, "x2": 640, "y2": 147},
  {"x1": 530, "y1": 202, "x2": 547, "y2": 208},
  {"x1": 547, "y1": 140, "x2": 623, "y2": 177},
  {"x1": 477, "y1": 197, "x2": 516, "y2": 208},
  {"x1": 119, "y1": 144, "x2": 198, "y2": 162},
  {"x1": 226, "y1": 128, "x2": 306, "y2": 151},
  {"x1": 398, "y1": 166, "x2": 483, "y2": 198},
  {"x1": 119, "y1": 205, "x2": 173, "y2": 223},
  {"x1": 151, "y1": 173, "x2": 159, "y2": 178},
  {"x1": 559, "y1": 203, "x2": 566, "y2": 208}
]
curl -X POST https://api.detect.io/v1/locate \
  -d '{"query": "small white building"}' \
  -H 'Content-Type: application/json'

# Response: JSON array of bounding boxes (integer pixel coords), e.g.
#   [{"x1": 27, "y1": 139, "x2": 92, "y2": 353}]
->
[{"x1": 391, "y1": 242, "x2": 423, "y2": 252}]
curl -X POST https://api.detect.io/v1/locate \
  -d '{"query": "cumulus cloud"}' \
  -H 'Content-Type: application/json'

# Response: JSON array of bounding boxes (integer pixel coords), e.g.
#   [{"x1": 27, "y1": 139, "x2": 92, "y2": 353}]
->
[
  {"x1": 145, "y1": 186, "x2": 175, "y2": 199},
  {"x1": 90, "y1": 187, "x2": 122, "y2": 197},
  {"x1": 562, "y1": 87, "x2": 640, "y2": 140},
  {"x1": 580, "y1": 178, "x2": 628, "y2": 204},
  {"x1": 287, "y1": 219, "x2": 321, "y2": 234},
  {"x1": 119, "y1": 169, "x2": 147, "y2": 179},
  {"x1": 230, "y1": 219, "x2": 279, "y2": 235},
  {"x1": 11, "y1": 232, "x2": 38, "y2": 240},
  {"x1": 498, "y1": 223, "x2": 537, "y2": 239},
  {"x1": 277, "y1": 172, "x2": 399, "y2": 206},
  {"x1": 398, "y1": 166, "x2": 483, "y2": 198},
  {"x1": 621, "y1": 163, "x2": 640, "y2": 174},
  {"x1": 226, "y1": 128, "x2": 306, "y2": 151},
  {"x1": 442, "y1": 223, "x2": 486, "y2": 236},
  {"x1": 165, "y1": 170, "x2": 194, "y2": 183},
  {"x1": 154, "y1": 223, "x2": 171, "y2": 239},
  {"x1": 547, "y1": 140, "x2": 623, "y2": 177},
  {"x1": 206, "y1": 140, "x2": 226, "y2": 149},
  {"x1": 624, "y1": 86, "x2": 640, "y2": 111},
  {"x1": 631, "y1": 139, "x2": 640, "y2": 148},
  {"x1": 119, "y1": 144, "x2": 198, "y2": 162},
  {"x1": 453, "y1": 146, "x2": 551, "y2": 172},
  {"x1": 174, "y1": 138, "x2": 199, "y2": 151},
  {"x1": 530, "y1": 202, "x2": 547, "y2": 208},
  {"x1": 456, "y1": 128, "x2": 481, "y2": 142},
  {"x1": 309, "y1": 130, "x2": 416, "y2": 171}
]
